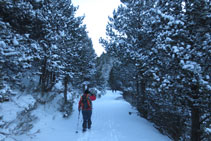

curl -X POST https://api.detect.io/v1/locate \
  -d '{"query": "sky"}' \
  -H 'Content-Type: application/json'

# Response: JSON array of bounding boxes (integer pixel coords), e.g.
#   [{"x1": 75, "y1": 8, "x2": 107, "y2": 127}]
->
[{"x1": 71, "y1": 0, "x2": 121, "y2": 56}]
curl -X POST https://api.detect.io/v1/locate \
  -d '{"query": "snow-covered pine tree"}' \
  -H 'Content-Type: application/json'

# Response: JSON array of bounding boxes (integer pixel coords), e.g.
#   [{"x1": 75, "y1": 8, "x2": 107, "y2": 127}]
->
[
  {"x1": 0, "y1": 0, "x2": 97, "y2": 99},
  {"x1": 143, "y1": 0, "x2": 190, "y2": 139},
  {"x1": 101, "y1": 0, "x2": 211, "y2": 140},
  {"x1": 0, "y1": 0, "x2": 36, "y2": 35},
  {"x1": 0, "y1": 15, "x2": 38, "y2": 90},
  {"x1": 101, "y1": 0, "x2": 158, "y2": 118},
  {"x1": 59, "y1": 23, "x2": 96, "y2": 102},
  {"x1": 70, "y1": 36, "x2": 96, "y2": 89},
  {"x1": 34, "y1": 0, "x2": 64, "y2": 94},
  {"x1": 181, "y1": 1, "x2": 211, "y2": 140},
  {"x1": 94, "y1": 53, "x2": 114, "y2": 90},
  {"x1": 31, "y1": 0, "x2": 81, "y2": 96},
  {"x1": 40, "y1": 0, "x2": 80, "y2": 101},
  {"x1": 108, "y1": 62, "x2": 136, "y2": 92},
  {"x1": 94, "y1": 68, "x2": 106, "y2": 90},
  {"x1": 151, "y1": 1, "x2": 211, "y2": 140},
  {"x1": 0, "y1": 0, "x2": 44, "y2": 92}
]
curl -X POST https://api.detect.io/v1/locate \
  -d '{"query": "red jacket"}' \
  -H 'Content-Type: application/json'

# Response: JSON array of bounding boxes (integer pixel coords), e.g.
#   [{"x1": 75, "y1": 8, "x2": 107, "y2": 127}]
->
[{"x1": 78, "y1": 94, "x2": 96, "y2": 110}]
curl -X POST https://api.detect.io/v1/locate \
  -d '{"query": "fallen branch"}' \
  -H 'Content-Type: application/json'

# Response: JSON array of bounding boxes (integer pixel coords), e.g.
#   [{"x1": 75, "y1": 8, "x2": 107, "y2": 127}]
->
[{"x1": 0, "y1": 131, "x2": 10, "y2": 135}]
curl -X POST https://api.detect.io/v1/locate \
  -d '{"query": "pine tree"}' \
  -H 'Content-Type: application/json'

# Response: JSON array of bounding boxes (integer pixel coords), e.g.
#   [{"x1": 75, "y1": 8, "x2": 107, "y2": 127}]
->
[
  {"x1": 94, "y1": 69, "x2": 106, "y2": 90},
  {"x1": 101, "y1": 0, "x2": 158, "y2": 118},
  {"x1": 35, "y1": 0, "x2": 97, "y2": 100},
  {"x1": 101, "y1": 0, "x2": 211, "y2": 140},
  {"x1": 0, "y1": 15, "x2": 38, "y2": 89},
  {"x1": 0, "y1": 0, "x2": 97, "y2": 100},
  {"x1": 152, "y1": 1, "x2": 211, "y2": 140},
  {"x1": 108, "y1": 62, "x2": 136, "y2": 92},
  {"x1": 181, "y1": 1, "x2": 211, "y2": 140}
]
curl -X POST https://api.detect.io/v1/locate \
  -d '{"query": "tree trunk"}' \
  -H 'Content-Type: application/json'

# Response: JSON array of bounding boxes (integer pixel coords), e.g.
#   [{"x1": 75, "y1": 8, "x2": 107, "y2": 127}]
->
[
  {"x1": 64, "y1": 75, "x2": 68, "y2": 104},
  {"x1": 141, "y1": 79, "x2": 147, "y2": 118},
  {"x1": 191, "y1": 107, "x2": 200, "y2": 141},
  {"x1": 41, "y1": 57, "x2": 47, "y2": 96},
  {"x1": 39, "y1": 57, "x2": 56, "y2": 94},
  {"x1": 191, "y1": 84, "x2": 201, "y2": 141},
  {"x1": 45, "y1": 72, "x2": 56, "y2": 92},
  {"x1": 135, "y1": 75, "x2": 140, "y2": 106},
  {"x1": 141, "y1": 80, "x2": 146, "y2": 105},
  {"x1": 136, "y1": 74, "x2": 140, "y2": 96}
]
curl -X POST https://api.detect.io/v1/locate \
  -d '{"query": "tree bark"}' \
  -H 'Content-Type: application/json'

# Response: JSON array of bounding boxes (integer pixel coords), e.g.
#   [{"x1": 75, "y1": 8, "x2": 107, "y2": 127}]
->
[
  {"x1": 141, "y1": 80, "x2": 146, "y2": 105},
  {"x1": 64, "y1": 75, "x2": 68, "y2": 104},
  {"x1": 38, "y1": 57, "x2": 56, "y2": 94},
  {"x1": 191, "y1": 84, "x2": 201, "y2": 141},
  {"x1": 140, "y1": 79, "x2": 147, "y2": 118},
  {"x1": 41, "y1": 57, "x2": 47, "y2": 96},
  {"x1": 191, "y1": 107, "x2": 200, "y2": 141},
  {"x1": 136, "y1": 74, "x2": 140, "y2": 96}
]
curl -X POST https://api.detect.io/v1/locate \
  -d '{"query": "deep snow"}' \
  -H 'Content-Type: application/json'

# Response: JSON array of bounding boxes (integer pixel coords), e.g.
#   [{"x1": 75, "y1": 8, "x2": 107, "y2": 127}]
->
[{"x1": 16, "y1": 90, "x2": 170, "y2": 141}]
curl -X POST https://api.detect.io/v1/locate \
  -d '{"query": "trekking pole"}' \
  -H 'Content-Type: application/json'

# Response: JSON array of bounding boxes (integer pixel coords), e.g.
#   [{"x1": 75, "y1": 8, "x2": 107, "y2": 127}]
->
[{"x1": 75, "y1": 110, "x2": 80, "y2": 133}]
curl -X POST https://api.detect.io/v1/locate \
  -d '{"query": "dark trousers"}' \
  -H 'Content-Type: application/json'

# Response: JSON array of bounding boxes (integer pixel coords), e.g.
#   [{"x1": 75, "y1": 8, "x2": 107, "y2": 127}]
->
[{"x1": 82, "y1": 110, "x2": 92, "y2": 129}]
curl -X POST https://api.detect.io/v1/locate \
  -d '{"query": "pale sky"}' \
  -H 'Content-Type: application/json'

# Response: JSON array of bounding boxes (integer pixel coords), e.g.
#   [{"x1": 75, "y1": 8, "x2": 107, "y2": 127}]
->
[{"x1": 72, "y1": 0, "x2": 121, "y2": 56}]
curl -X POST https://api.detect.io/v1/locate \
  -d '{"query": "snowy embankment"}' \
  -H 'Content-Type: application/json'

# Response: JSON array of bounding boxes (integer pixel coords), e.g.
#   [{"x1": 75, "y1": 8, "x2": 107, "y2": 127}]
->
[
  {"x1": 16, "y1": 90, "x2": 170, "y2": 141},
  {"x1": 0, "y1": 87, "x2": 36, "y2": 140}
]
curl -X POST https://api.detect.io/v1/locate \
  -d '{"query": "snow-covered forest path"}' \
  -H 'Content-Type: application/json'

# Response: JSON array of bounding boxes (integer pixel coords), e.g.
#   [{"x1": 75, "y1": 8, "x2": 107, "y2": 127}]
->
[{"x1": 19, "y1": 90, "x2": 170, "y2": 141}]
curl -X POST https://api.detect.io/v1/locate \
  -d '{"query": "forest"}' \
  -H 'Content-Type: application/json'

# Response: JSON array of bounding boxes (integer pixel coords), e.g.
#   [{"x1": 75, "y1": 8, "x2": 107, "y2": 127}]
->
[
  {"x1": 0, "y1": 0, "x2": 210, "y2": 141},
  {"x1": 101, "y1": 0, "x2": 211, "y2": 140}
]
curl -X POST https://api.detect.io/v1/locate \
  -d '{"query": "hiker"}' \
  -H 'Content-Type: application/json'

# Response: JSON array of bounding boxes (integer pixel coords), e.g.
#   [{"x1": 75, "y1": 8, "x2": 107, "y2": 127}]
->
[{"x1": 78, "y1": 90, "x2": 96, "y2": 131}]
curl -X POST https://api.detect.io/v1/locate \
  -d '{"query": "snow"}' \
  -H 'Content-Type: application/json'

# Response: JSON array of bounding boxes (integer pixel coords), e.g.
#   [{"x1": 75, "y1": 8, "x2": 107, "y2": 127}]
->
[
  {"x1": 3, "y1": 51, "x2": 19, "y2": 56},
  {"x1": 52, "y1": 44, "x2": 58, "y2": 50},
  {"x1": 13, "y1": 37, "x2": 19, "y2": 46},
  {"x1": 1, "y1": 47, "x2": 19, "y2": 56},
  {"x1": 59, "y1": 31, "x2": 65, "y2": 37},
  {"x1": 118, "y1": 39, "x2": 125, "y2": 44},
  {"x1": 172, "y1": 46, "x2": 179, "y2": 53},
  {"x1": 35, "y1": 0, "x2": 42, "y2": 2},
  {"x1": 0, "y1": 94, "x2": 35, "y2": 122},
  {"x1": 206, "y1": 128, "x2": 211, "y2": 133},
  {"x1": 0, "y1": 41, "x2": 6, "y2": 48},
  {"x1": 182, "y1": 61, "x2": 201, "y2": 73},
  {"x1": 205, "y1": 75, "x2": 210, "y2": 80},
  {"x1": 31, "y1": 43, "x2": 38, "y2": 50},
  {"x1": 166, "y1": 37, "x2": 172, "y2": 42},
  {"x1": 155, "y1": 9, "x2": 184, "y2": 26},
  {"x1": 25, "y1": 34, "x2": 30, "y2": 38},
  {"x1": 54, "y1": 81, "x2": 63, "y2": 90},
  {"x1": 156, "y1": 9, "x2": 174, "y2": 21},
  {"x1": 16, "y1": 95, "x2": 36, "y2": 110},
  {"x1": 16, "y1": 90, "x2": 170, "y2": 141},
  {"x1": 153, "y1": 73, "x2": 160, "y2": 81}
]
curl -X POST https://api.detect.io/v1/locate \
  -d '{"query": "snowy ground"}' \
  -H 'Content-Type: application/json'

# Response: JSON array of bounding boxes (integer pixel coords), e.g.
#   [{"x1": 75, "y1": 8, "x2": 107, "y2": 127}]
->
[
  {"x1": 16, "y1": 90, "x2": 170, "y2": 141},
  {"x1": 0, "y1": 89, "x2": 36, "y2": 141}
]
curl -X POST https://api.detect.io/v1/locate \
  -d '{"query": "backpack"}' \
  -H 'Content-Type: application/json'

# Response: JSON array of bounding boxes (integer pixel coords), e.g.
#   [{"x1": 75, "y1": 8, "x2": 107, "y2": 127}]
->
[{"x1": 81, "y1": 94, "x2": 92, "y2": 109}]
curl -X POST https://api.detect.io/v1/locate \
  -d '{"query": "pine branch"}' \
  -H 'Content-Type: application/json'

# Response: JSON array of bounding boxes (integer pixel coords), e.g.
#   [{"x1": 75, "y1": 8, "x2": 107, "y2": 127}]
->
[{"x1": 200, "y1": 114, "x2": 211, "y2": 124}]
